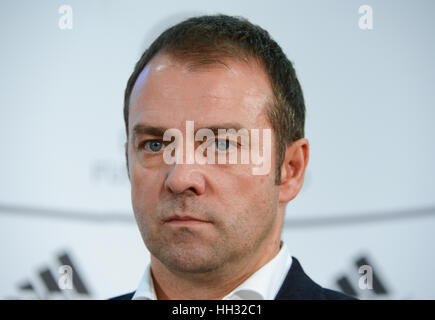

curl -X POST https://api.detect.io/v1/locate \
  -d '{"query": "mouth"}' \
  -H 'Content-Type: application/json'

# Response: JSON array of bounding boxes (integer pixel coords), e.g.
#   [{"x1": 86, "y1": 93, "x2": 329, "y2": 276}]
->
[{"x1": 163, "y1": 215, "x2": 210, "y2": 225}]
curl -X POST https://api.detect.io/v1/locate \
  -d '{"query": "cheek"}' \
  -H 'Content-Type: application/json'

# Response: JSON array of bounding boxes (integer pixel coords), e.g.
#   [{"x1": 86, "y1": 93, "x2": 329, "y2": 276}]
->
[
  {"x1": 217, "y1": 170, "x2": 277, "y2": 219},
  {"x1": 130, "y1": 166, "x2": 161, "y2": 213}
]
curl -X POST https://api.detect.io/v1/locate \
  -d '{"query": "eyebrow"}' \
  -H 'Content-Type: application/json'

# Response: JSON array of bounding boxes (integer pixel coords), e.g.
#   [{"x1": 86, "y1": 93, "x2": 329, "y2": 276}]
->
[
  {"x1": 132, "y1": 124, "x2": 167, "y2": 137},
  {"x1": 206, "y1": 125, "x2": 249, "y2": 137},
  {"x1": 131, "y1": 122, "x2": 249, "y2": 138}
]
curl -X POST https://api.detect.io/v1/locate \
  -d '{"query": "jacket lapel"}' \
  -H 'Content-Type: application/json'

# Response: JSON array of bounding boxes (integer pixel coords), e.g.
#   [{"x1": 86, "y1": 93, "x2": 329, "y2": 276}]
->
[{"x1": 274, "y1": 257, "x2": 324, "y2": 300}]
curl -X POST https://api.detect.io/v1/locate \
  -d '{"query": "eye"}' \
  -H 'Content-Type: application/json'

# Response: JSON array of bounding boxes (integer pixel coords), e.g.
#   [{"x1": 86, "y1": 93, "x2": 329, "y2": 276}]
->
[
  {"x1": 215, "y1": 139, "x2": 230, "y2": 151},
  {"x1": 215, "y1": 139, "x2": 237, "y2": 151},
  {"x1": 142, "y1": 140, "x2": 164, "y2": 152}
]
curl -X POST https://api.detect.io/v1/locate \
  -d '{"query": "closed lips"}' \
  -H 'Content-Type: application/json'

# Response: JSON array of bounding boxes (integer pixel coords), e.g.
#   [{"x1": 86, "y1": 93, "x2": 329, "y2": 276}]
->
[{"x1": 164, "y1": 215, "x2": 209, "y2": 223}]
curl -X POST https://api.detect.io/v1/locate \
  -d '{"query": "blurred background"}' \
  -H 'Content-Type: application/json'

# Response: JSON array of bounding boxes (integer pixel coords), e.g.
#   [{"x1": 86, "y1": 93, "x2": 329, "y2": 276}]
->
[{"x1": 0, "y1": 0, "x2": 434, "y2": 299}]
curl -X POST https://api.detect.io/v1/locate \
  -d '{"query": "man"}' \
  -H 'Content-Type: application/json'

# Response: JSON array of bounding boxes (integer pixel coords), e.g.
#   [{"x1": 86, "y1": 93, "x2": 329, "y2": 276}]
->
[{"x1": 111, "y1": 14, "x2": 353, "y2": 300}]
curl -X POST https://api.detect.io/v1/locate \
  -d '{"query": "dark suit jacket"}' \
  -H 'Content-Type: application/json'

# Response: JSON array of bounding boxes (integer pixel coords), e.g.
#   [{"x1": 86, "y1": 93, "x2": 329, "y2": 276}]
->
[{"x1": 109, "y1": 257, "x2": 355, "y2": 300}]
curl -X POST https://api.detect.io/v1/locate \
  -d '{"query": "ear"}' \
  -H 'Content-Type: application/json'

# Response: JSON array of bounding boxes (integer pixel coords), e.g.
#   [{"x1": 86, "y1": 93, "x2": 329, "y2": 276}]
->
[
  {"x1": 124, "y1": 142, "x2": 130, "y2": 181},
  {"x1": 278, "y1": 138, "x2": 309, "y2": 203}
]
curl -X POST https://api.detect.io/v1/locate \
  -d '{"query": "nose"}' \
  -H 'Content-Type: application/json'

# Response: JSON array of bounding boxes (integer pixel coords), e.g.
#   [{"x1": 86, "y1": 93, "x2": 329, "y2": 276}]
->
[{"x1": 164, "y1": 164, "x2": 206, "y2": 195}]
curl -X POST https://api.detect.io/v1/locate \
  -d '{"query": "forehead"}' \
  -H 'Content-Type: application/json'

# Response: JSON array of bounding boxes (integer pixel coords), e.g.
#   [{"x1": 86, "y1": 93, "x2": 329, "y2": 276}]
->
[{"x1": 128, "y1": 53, "x2": 274, "y2": 133}]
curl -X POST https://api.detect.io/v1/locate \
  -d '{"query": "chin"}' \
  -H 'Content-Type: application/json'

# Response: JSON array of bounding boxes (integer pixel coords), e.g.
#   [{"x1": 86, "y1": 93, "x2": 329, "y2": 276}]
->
[{"x1": 153, "y1": 242, "x2": 224, "y2": 274}]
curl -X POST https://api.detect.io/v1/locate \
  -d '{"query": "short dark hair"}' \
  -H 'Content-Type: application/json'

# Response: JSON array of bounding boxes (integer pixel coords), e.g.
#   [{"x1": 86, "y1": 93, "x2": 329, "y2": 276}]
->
[{"x1": 124, "y1": 14, "x2": 306, "y2": 184}]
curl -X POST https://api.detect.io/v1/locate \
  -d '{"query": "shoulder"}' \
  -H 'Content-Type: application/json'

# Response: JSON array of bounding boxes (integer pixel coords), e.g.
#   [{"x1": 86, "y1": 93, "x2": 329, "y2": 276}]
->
[
  {"x1": 108, "y1": 291, "x2": 136, "y2": 300},
  {"x1": 321, "y1": 287, "x2": 357, "y2": 300},
  {"x1": 275, "y1": 257, "x2": 357, "y2": 300}
]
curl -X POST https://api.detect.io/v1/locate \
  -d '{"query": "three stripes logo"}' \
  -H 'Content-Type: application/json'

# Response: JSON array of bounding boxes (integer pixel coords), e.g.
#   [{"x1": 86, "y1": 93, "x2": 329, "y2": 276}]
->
[
  {"x1": 335, "y1": 255, "x2": 391, "y2": 299},
  {"x1": 7, "y1": 251, "x2": 92, "y2": 300}
]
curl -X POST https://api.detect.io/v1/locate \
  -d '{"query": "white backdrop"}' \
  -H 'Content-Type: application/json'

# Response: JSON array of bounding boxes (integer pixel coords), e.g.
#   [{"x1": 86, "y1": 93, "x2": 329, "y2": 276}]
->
[{"x1": 0, "y1": 0, "x2": 434, "y2": 299}]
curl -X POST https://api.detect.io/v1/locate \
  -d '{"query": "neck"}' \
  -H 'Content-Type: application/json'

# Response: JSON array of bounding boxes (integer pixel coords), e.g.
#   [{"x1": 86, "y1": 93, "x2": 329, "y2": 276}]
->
[{"x1": 150, "y1": 236, "x2": 282, "y2": 300}]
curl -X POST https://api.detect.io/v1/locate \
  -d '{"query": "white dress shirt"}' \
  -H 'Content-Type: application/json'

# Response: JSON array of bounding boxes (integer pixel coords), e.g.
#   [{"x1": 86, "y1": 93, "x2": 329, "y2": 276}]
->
[{"x1": 132, "y1": 241, "x2": 292, "y2": 300}]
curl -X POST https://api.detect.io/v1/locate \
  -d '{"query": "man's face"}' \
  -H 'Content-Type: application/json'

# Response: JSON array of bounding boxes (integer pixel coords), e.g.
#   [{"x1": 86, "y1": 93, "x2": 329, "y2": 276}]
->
[{"x1": 127, "y1": 53, "x2": 282, "y2": 274}]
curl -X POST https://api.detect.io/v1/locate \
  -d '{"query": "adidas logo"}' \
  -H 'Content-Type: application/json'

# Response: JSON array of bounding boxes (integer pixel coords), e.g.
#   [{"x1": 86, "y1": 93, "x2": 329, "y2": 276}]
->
[
  {"x1": 6, "y1": 251, "x2": 92, "y2": 300},
  {"x1": 335, "y1": 255, "x2": 392, "y2": 299}
]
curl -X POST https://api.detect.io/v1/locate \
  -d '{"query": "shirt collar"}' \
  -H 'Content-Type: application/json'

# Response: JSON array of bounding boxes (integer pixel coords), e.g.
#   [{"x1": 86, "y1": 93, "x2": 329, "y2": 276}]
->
[
  {"x1": 132, "y1": 263, "x2": 157, "y2": 300},
  {"x1": 223, "y1": 241, "x2": 292, "y2": 300},
  {"x1": 132, "y1": 241, "x2": 292, "y2": 300}
]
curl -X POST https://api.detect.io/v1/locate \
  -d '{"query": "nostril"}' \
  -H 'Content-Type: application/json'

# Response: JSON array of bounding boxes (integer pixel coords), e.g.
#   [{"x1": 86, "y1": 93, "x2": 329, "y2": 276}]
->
[{"x1": 164, "y1": 166, "x2": 206, "y2": 195}]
